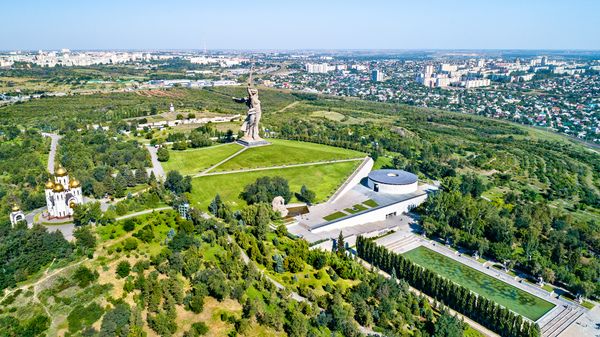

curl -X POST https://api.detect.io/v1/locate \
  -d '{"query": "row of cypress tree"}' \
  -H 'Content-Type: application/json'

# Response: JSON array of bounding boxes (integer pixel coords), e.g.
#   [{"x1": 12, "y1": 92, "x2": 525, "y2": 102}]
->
[{"x1": 356, "y1": 236, "x2": 542, "y2": 337}]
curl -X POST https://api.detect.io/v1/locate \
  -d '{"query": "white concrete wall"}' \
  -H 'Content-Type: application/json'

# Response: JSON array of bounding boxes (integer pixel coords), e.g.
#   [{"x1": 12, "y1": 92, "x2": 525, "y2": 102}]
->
[
  {"x1": 367, "y1": 179, "x2": 418, "y2": 194},
  {"x1": 330, "y1": 157, "x2": 373, "y2": 204},
  {"x1": 312, "y1": 193, "x2": 428, "y2": 233}
]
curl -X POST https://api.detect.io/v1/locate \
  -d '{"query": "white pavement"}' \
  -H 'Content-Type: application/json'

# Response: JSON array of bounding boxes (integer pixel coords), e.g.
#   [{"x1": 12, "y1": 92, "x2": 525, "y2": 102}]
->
[
  {"x1": 560, "y1": 304, "x2": 600, "y2": 337},
  {"x1": 41, "y1": 132, "x2": 61, "y2": 173},
  {"x1": 146, "y1": 146, "x2": 166, "y2": 180}
]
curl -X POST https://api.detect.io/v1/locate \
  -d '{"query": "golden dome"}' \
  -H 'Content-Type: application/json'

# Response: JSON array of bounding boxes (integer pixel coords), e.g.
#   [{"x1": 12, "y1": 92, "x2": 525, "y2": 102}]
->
[
  {"x1": 52, "y1": 183, "x2": 65, "y2": 193},
  {"x1": 54, "y1": 165, "x2": 68, "y2": 177},
  {"x1": 69, "y1": 201, "x2": 77, "y2": 208},
  {"x1": 44, "y1": 179, "x2": 55, "y2": 189},
  {"x1": 69, "y1": 179, "x2": 81, "y2": 188},
  {"x1": 11, "y1": 204, "x2": 20, "y2": 212}
]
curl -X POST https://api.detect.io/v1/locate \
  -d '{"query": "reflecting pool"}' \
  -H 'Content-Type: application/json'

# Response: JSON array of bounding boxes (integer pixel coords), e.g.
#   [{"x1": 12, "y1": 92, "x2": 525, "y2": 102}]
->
[{"x1": 403, "y1": 246, "x2": 555, "y2": 321}]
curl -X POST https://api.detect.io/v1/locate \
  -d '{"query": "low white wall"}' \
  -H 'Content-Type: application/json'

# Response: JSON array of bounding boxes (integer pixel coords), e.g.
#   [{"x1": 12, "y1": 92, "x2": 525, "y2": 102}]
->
[
  {"x1": 312, "y1": 193, "x2": 428, "y2": 233},
  {"x1": 330, "y1": 157, "x2": 373, "y2": 204}
]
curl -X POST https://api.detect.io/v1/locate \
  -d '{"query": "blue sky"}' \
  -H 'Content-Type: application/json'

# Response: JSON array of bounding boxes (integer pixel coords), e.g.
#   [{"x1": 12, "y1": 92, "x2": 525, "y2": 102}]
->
[{"x1": 2, "y1": 0, "x2": 599, "y2": 50}]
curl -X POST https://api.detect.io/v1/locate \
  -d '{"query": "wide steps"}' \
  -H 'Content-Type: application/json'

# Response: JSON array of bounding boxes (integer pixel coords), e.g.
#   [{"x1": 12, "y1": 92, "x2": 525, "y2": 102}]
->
[
  {"x1": 546, "y1": 310, "x2": 585, "y2": 337},
  {"x1": 382, "y1": 235, "x2": 418, "y2": 252},
  {"x1": 541, "y1": 307, "x2": 570, "y2": 334}
]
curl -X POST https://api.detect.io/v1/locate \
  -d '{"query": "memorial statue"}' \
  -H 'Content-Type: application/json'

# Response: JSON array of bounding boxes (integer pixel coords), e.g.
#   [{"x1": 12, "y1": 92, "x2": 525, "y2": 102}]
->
[
  {"x1": 232, "y1": 84, "x2": 262, "y2": 141},
  {"x1": 231, "y1": 57, "x2": 268, "y2": 146}
]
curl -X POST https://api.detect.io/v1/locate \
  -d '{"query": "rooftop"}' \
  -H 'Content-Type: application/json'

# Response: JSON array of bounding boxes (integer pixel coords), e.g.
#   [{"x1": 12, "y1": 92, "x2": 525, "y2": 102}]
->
[{"x1": 368, "y1": 169, "x2": 418, "y2": 185}]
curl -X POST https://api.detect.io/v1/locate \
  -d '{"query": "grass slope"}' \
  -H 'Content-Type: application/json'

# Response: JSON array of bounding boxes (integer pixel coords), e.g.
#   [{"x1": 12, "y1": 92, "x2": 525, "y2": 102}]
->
[
  {"x1": 162, "y1": 144, "x2": 244, "y2": 175},
  {"x1": 189, "y1": 161, "x2": 358, "y2": 211},
  {"x1": 214, "y1": 138, "x2": 364, "y2": 171}
]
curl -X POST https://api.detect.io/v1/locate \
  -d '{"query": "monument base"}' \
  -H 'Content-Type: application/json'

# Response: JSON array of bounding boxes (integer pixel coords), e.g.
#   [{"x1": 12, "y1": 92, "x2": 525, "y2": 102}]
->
[{"x1": 236, "y1": 138, "x2": 271, "y2": 148}]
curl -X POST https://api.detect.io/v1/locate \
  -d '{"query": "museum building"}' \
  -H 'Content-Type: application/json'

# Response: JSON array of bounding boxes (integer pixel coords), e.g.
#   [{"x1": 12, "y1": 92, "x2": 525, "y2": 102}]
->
[{"x1": 367, "y1": 169, "x2": 419, "y2": 194}]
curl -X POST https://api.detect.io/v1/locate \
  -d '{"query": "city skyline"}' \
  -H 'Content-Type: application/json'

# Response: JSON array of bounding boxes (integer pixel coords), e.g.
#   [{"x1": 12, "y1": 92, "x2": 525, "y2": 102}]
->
[{"x1": 2, "y1": 0, "x2": 600, "y2": 51}]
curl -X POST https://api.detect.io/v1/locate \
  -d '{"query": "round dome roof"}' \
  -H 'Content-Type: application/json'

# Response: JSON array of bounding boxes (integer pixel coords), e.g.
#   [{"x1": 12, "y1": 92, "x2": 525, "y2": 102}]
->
[
  {"x1": 11, "y1": 204, "x2": 20, "y2": 212},
  {"x1": 368, "y1": 169, "x2": 418, "y2": 186},
  {"x1": 69, "y1": 201, "x2": 77, "y2": 208},
  {"x1": 53, "y1": 183, "x2": 65, "y2": 193},
  {"x1": 69, "y1": 179, "x2": 81, "y2": 188},
  {"x1": 54, "y1": 165, "x2": 68, "y2": 177},
  {"x1": 44, "y1": 179, "x2": 55, "y2": 189}
]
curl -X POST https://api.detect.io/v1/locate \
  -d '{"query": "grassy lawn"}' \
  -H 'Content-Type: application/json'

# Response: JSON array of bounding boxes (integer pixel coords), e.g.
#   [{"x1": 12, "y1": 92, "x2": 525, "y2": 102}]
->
[
  {"x1": 162, "y1": 143, "x2": 244, "y2": 175},
  {"x1": 542, "y1": 284, "x2": 555, "y2": 292},
  {"x1": 464, "y1": 326, "x2": 485, "y2": 337},
  {"x1": 561, "y1": 294, "x2": 595, "y2": 309},
  {"x1": 353, "y1": 204, "x2": 368, "y2": 211},
  {"x1": 323, "y1": 211, "x2": 348, "y2": 221},
  {"x1": 213, "y1": 138, "x2": 364, "y2": 171},
  {"x1": 124, "y1": 183, "x2": 150, "y2": 196},
  {"x1": 372, "y1": 156, "x2": 393, "y2": 171},
  {"x1": 344, "y1": 203, "x2": 368, "y2": 214},
  {"x1": 363, "y1": 199, "x2": 379, "y2": 207},
  {"x1": 189, "y1": 161, "x2": 357, "y2": 211}
]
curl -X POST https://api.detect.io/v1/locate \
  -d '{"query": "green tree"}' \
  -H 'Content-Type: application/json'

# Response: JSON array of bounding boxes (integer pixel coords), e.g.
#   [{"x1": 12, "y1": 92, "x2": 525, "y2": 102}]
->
[
  {"x1": 434, "y1": 311, "x2": 463, "y2": 337},
  {"x1": 116, "y1": 202, "x2": 128, "y2": 216},
  {"x1": 116, "y1": 260, "x2": 131, "y2": 278},
  {"x1": 73, "y1": 225, "x2": 97, "y2": 249},
  {"x1": 157, "y1": 147, "x2": 170, "y2": 162},
  {"x1": 337, "y1": 231, "x2": 346, "y2": 256},
  {"x1": 73, "y1": 203, "x2": 91, "y2": 225}
]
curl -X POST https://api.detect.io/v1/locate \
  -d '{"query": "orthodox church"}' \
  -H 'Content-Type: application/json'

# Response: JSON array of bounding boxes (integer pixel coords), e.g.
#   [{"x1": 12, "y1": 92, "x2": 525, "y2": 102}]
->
[{"x1": 44, "y1": 165, "x2": 83, "y2": 218}]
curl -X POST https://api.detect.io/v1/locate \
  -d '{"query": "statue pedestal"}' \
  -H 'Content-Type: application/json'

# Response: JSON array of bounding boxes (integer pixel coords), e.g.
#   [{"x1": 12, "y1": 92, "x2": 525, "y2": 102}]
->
[{"x1": 236, "y1": 137, "x2": 271, "y2": 148}]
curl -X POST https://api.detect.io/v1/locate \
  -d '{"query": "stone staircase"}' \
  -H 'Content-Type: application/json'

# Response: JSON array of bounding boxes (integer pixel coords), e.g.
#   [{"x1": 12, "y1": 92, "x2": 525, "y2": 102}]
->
[
  {"x1": 381, "y1": 235, "x2": 420, "y2": 254},
  {"x1": 540, "y1": 306, "x2": 585, "y2": 337}
]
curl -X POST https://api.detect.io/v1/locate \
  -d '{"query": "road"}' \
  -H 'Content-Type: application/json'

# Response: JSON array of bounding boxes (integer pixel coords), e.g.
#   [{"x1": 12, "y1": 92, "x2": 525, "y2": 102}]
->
[
  {"x1": 146, "y1": 146, "x2": 166, "y2": 180},
  {"x1": 41, "y1": 132, "x2": 61, "y2": 173}
]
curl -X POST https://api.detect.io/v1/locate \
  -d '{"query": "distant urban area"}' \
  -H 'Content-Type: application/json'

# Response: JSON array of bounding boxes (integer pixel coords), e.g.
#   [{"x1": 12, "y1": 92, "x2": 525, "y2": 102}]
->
[{"x1": 2, "y1": 49, "x2": 599, "y2": 143}]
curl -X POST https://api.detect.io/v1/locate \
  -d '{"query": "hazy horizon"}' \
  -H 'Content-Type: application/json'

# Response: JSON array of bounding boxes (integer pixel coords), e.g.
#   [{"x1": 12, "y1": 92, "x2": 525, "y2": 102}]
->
[{"x1": 2, "y1": 0, "x2": 599, "y2": 51}]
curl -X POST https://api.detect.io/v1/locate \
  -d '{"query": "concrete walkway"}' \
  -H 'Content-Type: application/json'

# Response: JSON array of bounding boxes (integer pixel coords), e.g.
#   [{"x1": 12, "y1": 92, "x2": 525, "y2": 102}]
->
[
  {"x1": 115, "y1": 207, "x2": 172, "y2": 221},
  {"x1": 195, "y1": 157, "x2": 363, "y2": 178},
  {"x1": 41, "y1": 132, "x2": 61, "y2": 173},
  {"x1": 195, "y1": 147, "x2": 247, "y2": 177},
  {"x1": 146, "y1": 146, "x2": 166, "y2": 180}
]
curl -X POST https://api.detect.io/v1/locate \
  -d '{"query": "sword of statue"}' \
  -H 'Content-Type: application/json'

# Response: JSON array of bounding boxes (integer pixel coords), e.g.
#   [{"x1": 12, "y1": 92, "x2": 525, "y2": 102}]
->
[{"x1": 248, "y1": 56, "x2": 255, "y2": 86}]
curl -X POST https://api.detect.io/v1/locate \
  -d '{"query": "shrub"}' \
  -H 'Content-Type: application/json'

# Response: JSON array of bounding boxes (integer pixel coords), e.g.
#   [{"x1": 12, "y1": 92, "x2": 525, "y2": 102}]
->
[
  {"x1": 192, "y1": 321, "x2": 209, "y2": 335},
  {"x1": 123, "y1": 238, "x2": 139, "y2": 251},
  {"x1": 116, "y1": 261, "x2": 131, "y2": 278},
  {"x1": 122, "y1": 219, "x2": 135, "y2": 232},
  {"x1": 73, "y1": 266, "x2": 95, "y2": 288}
]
